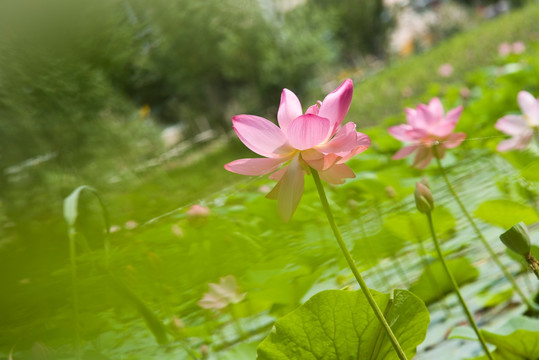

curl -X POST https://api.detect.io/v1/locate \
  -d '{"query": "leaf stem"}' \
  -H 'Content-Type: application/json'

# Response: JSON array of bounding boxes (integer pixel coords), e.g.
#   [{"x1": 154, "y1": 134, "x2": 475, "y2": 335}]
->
[
  {"x1": 425, "y1": 213, "x2": 494, "y2": 360},
  {"x1": 68, "y1": 230, "x2": 82, "y2": 360},
  {"x1": 432, "y1": 145, "x2": 536, "y2": 311},
  {"x1": 311, "y1": 169, "x2": 408, "y2": 360}
]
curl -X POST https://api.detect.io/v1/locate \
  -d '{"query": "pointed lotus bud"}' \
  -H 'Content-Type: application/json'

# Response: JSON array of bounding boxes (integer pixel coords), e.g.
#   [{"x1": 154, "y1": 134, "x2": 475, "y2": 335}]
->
[
  {"x1": 415, "y1": 182, "x2": 434, "y2": 213},
  {"x1": 499, "y1": 222, "x2": 531, "y2": 256}
]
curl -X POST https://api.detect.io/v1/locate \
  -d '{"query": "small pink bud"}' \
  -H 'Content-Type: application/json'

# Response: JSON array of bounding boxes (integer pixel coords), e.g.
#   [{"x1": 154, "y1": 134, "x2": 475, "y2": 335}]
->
[
  {"x1": 460, "y1": 87, "x2": 471, "y2": 99},
  {"x1": 420, "y1": 176, "x2": 430, "y2": 189},
  {"x1": 200, "y1": 344, "x2": 210, "y2": 357},
  {"x1": 415, "y1": 182, "x2": 434, "y2": 214},
  {"x1": 187, "y1": 204, "x2": 210, "y2": 218},
  {"x1": 170, "y1": 317, "x2": 185, "y2": 334}
]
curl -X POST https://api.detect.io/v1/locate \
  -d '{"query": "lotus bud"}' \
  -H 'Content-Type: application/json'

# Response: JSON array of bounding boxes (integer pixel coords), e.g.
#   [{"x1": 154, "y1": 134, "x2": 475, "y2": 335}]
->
[
  {"x1": 385, "y1": 186, "x2": 397, "y2": 199},
  {"x1": 415, "y1": 182, "x2": 434, "y2": 214},
  {"x1": 499, "y1": 222, "x2": 531, "y2": 256}
]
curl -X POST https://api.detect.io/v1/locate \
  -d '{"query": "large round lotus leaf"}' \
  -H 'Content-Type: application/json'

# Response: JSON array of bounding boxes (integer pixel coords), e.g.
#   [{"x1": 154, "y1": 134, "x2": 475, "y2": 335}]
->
[{"x1": 257, "y1": 288, "x2": 429, "y2": 359}]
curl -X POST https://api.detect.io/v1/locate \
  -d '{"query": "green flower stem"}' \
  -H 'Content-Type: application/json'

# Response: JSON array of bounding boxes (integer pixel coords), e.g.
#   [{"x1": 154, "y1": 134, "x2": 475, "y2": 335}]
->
[
  {"x1": 414, "y1": 234, "x2": 452, "y2": 316},
  {"x1": 311, "y1": 169, "x2": 408, "y2": 360},
  {"x1": 68, "y1": 230, "x2": 82, "y2": 360},
  {"x1": 425, "y1": 213, "x2": 494, "y2": 360},
  {"x1": 432, "y1": 145, "x2": 535, "y2": 311}
]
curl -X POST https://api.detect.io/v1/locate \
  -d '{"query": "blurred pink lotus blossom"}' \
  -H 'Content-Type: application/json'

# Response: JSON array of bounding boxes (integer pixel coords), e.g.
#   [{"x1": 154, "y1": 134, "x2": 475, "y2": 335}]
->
[
  {"x1": 512, "y1": 41, "x2": 526, "y2": 54},
  {"x1": 498, "y1": 41, "x2": 526, "y2": 56},
  {"x1": 498, "y1": 42, "x2": 512, "y2": 56},
  {"x1": 495, "y1": 91, "x2": 539, "y2": 151},
  {"x1": 186, "y1": 204, "x2": 210, "y2": 217},
  {"x1": 438, "y1": 63, "x2": 453, "y2": 77},
  {"x1": 198, "y1": 275, "x2": 246, "y2": 310},
  {"x1": 225, "y1": 79, "x2": 370, "y2": 221},
  {"x1": 388, "y1": 98, "x2": 466, "y2": 168}
]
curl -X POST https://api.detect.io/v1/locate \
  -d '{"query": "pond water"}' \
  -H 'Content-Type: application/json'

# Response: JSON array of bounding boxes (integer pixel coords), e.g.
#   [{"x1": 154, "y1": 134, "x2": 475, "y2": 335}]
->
[{"x1": 1, "y1": 149, "x2": 537, "y2": 359}]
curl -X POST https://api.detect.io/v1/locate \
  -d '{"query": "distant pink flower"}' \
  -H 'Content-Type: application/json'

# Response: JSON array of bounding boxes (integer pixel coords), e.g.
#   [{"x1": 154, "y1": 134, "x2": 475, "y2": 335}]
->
[
  {"x1": 495, "y1": 91, "x2": 539, "y2": 151},
  {"x1": 460, "y1": 87, "x2": 471, "y2": 99},
  {"x1": 498, "y1": 41, "x2": 526, "y2": 56},
  {"x1": 512, "y1": 41, "x2": 526, "y2": 54},
  {"x1": 225, "y1": 79, "x2": 370, "y2": 221},
  {"x1": 388, "y1": 98, "x2": 466, "y2": 168},
  {"x1": 438, "y1": 63, "x2": 453, "y2": 77},
  {"x1": 498, "y1": 42, "x2": 512, "y2": 56},
  {"x1": 198, "y1": 275, "x2": 246, "y2": 310},
  {"x1": 187, "y1": 204, "x2": 210, "y2": 217}
]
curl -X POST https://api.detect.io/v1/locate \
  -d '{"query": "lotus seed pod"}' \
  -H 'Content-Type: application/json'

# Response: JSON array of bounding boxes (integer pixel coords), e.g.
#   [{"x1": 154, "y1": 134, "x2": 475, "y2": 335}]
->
[
  {"x1": 499, "y1": 222, "x2": 531, "y2": 256},
  {"x1": 415, "y1": 182, "x2": 434, "y2": 214}
]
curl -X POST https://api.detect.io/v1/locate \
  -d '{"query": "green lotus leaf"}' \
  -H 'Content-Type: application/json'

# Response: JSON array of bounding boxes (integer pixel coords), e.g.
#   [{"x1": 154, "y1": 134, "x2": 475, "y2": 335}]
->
[{"x1": 257, "y1": 288, "x2": 429, "y2": 359}]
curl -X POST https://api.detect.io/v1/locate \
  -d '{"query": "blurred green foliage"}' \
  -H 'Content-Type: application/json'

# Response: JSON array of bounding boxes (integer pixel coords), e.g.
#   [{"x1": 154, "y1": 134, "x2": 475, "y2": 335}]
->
[
  {"x1": 2, "y1": 1, "x2": 539, "y2": 359},
  {"x1": 349, "y1": 2, "x2": 539, "y2": 125},
  {"x1": 0, "y1": 0, "x2": 390, "y2": 240}
]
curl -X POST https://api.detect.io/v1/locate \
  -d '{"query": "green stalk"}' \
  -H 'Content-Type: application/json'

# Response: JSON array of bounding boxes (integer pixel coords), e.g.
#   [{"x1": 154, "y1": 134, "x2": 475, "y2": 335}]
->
[
  {"x1": 311, "y1": 169, "x2": 408, "y2": 360},
  {"x1": 432, "y1": 145, "x2": 535, "y2": 311},
  {"x1": 68, "y1": 230, "x2": 82, "y2": 360},
  {"x1": 414, "y1": 235, "x2": 452, "y2": 316},
  {"x1": 426, "y1": 213, "x2": 494, "y2": 360},
  {"x1": 106, "y1": 272, "x2": 169, "y2": 344}
]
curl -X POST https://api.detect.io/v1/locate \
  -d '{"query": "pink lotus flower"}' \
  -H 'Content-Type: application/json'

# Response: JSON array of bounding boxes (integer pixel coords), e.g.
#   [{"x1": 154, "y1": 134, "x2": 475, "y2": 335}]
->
[
  {"x1": 498, "y1": 42, "x2": 512, "y2": 56},
  {"x1": 438, "y1": 63, "x2": 453, "y2": 77},
  {"x1": 512, "y1": 41, "x2": 526, "y2": 54},
  {"x1": 186, "y1": 204, "x2": 210, "y2": 217},
  {"x1": 498, "y1": 41, "x2": 526, "y2": 56},
  {"x1": 198, "y1": 275, "x2": 246, "y2": 310},
  {"x1": 225, "y1": 79, "x2": 370, "y2": 221},
  {"x1": 388, "y1": 98, "x2": 466, "y2": 168},
  {"x1": 495, "y1": 91, "x2": 539, "y2": 151}
]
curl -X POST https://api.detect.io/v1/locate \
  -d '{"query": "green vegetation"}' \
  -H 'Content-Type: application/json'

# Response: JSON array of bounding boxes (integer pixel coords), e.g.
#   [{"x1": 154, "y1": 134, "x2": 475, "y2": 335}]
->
[
  {"x1": 2, "y1": 1, "x2": 539, "y2": 359},
  {"x1": 350, "y1": 1, "x2": 539, "y2": 124}
]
